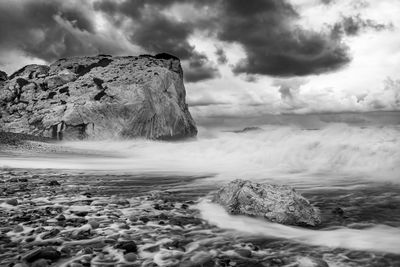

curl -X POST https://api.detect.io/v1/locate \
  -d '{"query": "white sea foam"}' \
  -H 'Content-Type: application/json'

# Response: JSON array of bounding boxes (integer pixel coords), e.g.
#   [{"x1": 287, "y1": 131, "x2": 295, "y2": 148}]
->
[
  {"x1": 1, "y1": 123, "x2": 399, "y2": 184},
  {"x1": 197, "y1": 200, "x2": 400, "y2": 254}
]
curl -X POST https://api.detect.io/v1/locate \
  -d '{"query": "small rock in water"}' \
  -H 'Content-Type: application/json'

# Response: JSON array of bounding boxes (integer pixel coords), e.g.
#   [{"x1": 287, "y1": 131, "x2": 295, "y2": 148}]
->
[
  {"x1": 88, "y1": 220, "x2": 100, "y2": 229},
  {"x1": 6, "y1": 198, "x2": 18, "y2": 206},
  {"x1": 74, "y1": 211, "x2": 89, "y2": 217},
  {"x1": 332, "y1": 207, "x2": 344, "y2": 216},
  {"x1": 124, "y1": 252, "x2": 138, "y2": 262},
  {"x1": 57, "y1": 214, "x2": 66, "y2": 221},
  {"x1": 296, "y1": 257, "x2": 329, "y2": 267},
  {"x1": 31, "y1": 259, "x2": 49, "y2": 267},
  {"x1": 42, "y1": 229, "x2": 60, "y2": 239},
  {"x1": 115, "y1": 240, "x2": 138, "y2": 253},
  {"x1": 24, "y1": 247, "x2": 61, "y2": 262},
  {"x1": 190, "y1": 251, "x2": 213, "y2": 265},
  {"x1": 13, "y1": 225, "x2": 24, "y2": 233},
  {"x1": 47, "y1": 180, "x2": 60, "y2": 186},
  {"x1": 235, "y1": 248, "x2": 252, "y2": 258}
]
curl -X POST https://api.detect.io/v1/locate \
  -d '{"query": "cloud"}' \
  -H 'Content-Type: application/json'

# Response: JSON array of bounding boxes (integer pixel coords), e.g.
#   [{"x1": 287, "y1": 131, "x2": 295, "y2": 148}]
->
[
  {"x1": 273, "y1": 78, "x2": 308, "y2": 100},
  {"x1": 129, "y1": 14, "x2": 194, "y2": 60},
  {"x1": 183, "y1": 53, "x2": 220, "y2": 83},
  {"x1": 94, "y1": 0, "x2": 351, "y2": 78},
  {"x1": 215, "y1": 47, "x2": 228, "y2": 64},
  {"x1": 0, "y1": 0, "x2": 134, "y2": 67},
  {"x1": 215, "y1": 0, "x2": 350, "y2": 76},
  {"x1": 333, "y1": 15, "x2": 393, "y2": 36}
]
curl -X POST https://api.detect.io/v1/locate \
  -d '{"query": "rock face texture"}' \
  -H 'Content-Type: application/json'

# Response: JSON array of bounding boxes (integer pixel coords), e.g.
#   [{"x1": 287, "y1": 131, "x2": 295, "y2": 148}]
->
[
  {"x1": 213, "y1": 179, "x2": 321, "y2": 226},
  {"x1": 0, "y1": 54, "x2": 197, "y2": 140}
]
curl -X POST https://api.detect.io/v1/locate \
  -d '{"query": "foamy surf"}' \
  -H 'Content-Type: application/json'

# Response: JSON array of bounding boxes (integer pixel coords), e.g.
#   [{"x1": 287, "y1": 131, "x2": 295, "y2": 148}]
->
[
  {"x1": 2, "y1": 124, "x2": 399, "y2": 184},
  {"x1": 197, "y1": 200, "x2": 400, "y2": 254}
]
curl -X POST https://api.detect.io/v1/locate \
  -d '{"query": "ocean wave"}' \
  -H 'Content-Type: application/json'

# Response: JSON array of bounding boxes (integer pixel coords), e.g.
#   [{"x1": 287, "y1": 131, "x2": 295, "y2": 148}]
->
[{"x1": 2, "y1": 123, "x2": 399, "y2": 184}]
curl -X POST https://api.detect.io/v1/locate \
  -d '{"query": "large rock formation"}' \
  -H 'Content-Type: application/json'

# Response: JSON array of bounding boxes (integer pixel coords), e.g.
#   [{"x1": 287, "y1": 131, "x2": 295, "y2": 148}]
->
[
  {"x1": 0, "y1": 54, "x2": 197, "y2": 140},
  {"x1": 213, "y1": 179, "x2": 321, "y2": 226}
]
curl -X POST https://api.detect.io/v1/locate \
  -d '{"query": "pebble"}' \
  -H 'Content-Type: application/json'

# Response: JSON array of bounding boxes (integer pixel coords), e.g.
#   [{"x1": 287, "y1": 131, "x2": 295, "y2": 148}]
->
[
  {"x1": 57, "y1": 214, "x2": 66, "y2": 221},
  {"x1": 13, "y1": 225, "x2": 24, "y2": 233},
  {"x1": 235, "y1": 248, "x2": 252, "y2": 258},
  {"x1": 88, "y1": 220, "x2": 100, "y2": 229},
  {"x1": 31, "y1": 259, "x2": 49, "y2": 267},
  {"x1": 190, "y1": 251, "x2": 213, "y2": 265},
  {"x1": 124, "y1": 252, "x2": 138, "y2": 262},
  {"x1": 47, "y1": 180, "x2": 60, "y2": 186},
  {"x1": 6, "y1": 198, "x2": 18, "y2": 206},
  {"x1": 115, "y1": 240, "x2": 138, "y2": 253}
]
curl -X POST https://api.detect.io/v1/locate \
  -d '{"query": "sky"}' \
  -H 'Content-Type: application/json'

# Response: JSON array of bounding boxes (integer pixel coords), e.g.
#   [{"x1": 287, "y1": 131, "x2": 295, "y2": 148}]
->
[{"x1": 0, "y1": 0, "x2": 399, "y2": 118}]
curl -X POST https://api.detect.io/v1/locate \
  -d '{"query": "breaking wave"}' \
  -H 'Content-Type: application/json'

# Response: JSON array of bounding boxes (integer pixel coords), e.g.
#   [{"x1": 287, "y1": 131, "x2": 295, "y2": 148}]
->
[{"x1": 1, "y1": 123, "x2": 399, "y2": 184}]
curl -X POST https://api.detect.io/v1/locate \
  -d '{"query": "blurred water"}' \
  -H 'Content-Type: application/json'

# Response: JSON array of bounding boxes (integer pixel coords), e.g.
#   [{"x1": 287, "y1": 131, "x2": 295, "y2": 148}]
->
[{"x1": 1, "y1": 111, "x2": 400, "y2": 260}]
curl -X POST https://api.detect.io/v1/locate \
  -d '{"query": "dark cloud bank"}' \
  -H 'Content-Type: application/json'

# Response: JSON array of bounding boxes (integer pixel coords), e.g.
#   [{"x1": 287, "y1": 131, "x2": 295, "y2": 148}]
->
[{"x1": 0, "y1": 0, "x2": 385, "y2": 82}]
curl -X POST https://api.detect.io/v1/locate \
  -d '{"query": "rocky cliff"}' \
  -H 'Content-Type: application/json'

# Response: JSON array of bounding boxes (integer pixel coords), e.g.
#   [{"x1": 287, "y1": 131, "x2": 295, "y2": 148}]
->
[{"x1": 0, "y1": 54, "x2": 197, "y2": 140}]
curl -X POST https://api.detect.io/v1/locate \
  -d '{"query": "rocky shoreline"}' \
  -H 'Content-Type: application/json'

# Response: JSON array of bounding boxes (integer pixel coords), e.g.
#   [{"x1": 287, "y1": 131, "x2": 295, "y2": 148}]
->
[{"x1": 0, "y1": 168, "x2": 336, "y2": 267}]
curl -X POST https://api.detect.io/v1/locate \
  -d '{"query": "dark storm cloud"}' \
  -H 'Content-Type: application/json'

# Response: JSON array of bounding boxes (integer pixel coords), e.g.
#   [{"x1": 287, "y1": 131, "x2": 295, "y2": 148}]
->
[
  {"x1": 333, "y1": 15, "x2": 392, "y2": 36},
  {"x1": 184, "y1": 53, "x2": 220, "y2": 83},
  {"x1": 215, "y1": 0, "x2": 350, "y2": 76},
  {"x1": 1, "y1": 0, "x2": 354, "y2": 81},
  {"x1": 95, "y1": 0, "x2": 351, "y2": 77},
  {"x1": 94, "y1": 0, "x2": 220, "y2": 81},
  {"x1": 0, "y1": 0, "x2": 129, "y2": 64},
  {"x1": 129, "y1": 15, "x2": 194, "y2": 60}
]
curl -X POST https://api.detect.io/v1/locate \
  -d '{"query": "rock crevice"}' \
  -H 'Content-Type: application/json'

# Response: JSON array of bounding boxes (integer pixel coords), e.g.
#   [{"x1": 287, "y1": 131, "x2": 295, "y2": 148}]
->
[{"x1": 0, "y1": 54, "x2": 197, "y2": 140}]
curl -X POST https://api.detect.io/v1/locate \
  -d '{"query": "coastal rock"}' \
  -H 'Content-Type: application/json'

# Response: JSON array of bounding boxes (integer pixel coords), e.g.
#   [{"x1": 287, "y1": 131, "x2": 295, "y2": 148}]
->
[
  {"x1": 6, "y1": 198, "x2": 19, "y2": 206},
  {"x1": 0, "y1": 70, "x2": 7, "y2": 81},
  {"x1": 0, "y1": 54, "x2": 197, "y2": 140},
  {"x1": 213, "y1": 179, "x2": 321, "y2": 226}
]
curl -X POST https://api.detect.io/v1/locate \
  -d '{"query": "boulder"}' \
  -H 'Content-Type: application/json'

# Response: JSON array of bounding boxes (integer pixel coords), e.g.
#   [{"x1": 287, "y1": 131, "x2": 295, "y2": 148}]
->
[
  {"x1": 213, "y1": 179, "x2": 321, "y2": 226},
  {"x1": 0, "y1": 70, "x2": 7, "y2": 81},
  {"x1": 0, "y1": 54, "x2": 197, "y2": 140}
]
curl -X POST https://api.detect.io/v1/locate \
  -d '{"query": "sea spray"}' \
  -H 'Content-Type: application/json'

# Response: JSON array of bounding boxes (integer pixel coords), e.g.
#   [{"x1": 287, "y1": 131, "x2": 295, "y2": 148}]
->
[{"x1": 2, "y1": 123, "x2": 399, "y2": 183}]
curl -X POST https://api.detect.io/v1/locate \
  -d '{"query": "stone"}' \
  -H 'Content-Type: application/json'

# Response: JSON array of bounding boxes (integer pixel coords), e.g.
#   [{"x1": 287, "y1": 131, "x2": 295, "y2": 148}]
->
[
  {"x1": 213, "y1": 179, "x2": 321, "y2": 226},
  {"x1": 115, "y1": 240, "x2": 138, "y2": 253},
  {"x1": 6, "y1": 198, "x2": 18, "y2": 206},
  {"x1": 31, "y1": 259, "x2": 49, "y2": 267},
  {"x1": 0, "y1": 54, "x2": 197, "y2": 140},
  {"x1": 47, "y1": 180, "x2": 60, "y2": 186},
  {"x1": 23, "y1": 247, "x2": 61, "y2": 262},
  {"x1": 13, "y1": 225, "x2": 24, "y2": 233},
  {"x1": 235, "y1": 248, "x2": 252, "y2": 258},
  {"x1": 124, "y1": 252, "x2": 138, "y2": 262},
  {"x1": 56, "y1": 214, "x2": 66, "y2": 221},
  {"x1": 295, "y1": 256, "x2": 329, "y2": 267},
  {"x1": 42, "y1": 229, "x2": 60, "y2": 239},
  {"x1": 332, "y1": 207, "x2": 344, "y2": 216},
  {"x1": 88, "y1": 220, "x2": 100, "y2": 229},
  {"x1": 190, "y1": 251, "x2": 213, "y2": 265},
  {"x1": 0, "y1": 70, "x2": 7, "y2": 81}
]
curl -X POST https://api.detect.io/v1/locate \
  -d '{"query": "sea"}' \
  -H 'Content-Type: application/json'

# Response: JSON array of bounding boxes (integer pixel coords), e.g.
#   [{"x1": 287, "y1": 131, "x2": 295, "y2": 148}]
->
[{"x1": 1, "y1": 111, "x2": 400, "y2": 266}]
